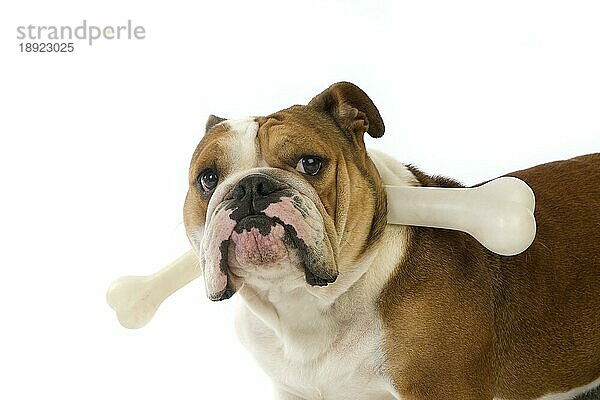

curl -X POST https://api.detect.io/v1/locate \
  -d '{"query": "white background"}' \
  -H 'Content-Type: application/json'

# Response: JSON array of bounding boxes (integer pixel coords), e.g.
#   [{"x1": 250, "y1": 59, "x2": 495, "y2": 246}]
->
[{"x1": 1, "y1": 1, "x2": 599, "y2": 399}]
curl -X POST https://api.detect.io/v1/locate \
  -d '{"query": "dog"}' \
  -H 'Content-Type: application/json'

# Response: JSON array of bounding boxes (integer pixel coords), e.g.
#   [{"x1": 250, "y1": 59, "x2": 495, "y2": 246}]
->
[{"x1": 183, "y1": 82, "x2": 600, "y2": 400}]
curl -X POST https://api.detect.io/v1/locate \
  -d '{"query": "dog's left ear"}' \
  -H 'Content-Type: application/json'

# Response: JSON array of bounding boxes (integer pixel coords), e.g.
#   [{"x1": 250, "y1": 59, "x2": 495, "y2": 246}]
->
[
  {"x1": 205, "y1": 115, "x2": 226, "y2": 133},
  {"x1": 307, "y1": 82, "x2": 384, "y2": 138}
]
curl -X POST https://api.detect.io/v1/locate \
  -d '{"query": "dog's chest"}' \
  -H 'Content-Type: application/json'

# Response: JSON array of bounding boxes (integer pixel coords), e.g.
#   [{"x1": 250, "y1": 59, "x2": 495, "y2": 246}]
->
[{"x1": 234, "y1": 298, "x2": 399, "y2": 400}]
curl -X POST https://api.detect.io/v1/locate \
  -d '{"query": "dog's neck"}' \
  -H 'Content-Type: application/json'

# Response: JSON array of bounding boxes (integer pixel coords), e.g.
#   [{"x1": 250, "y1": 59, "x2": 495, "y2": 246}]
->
[{"x1": 237, "y1": 224, "x2": 410, "y2": 359}]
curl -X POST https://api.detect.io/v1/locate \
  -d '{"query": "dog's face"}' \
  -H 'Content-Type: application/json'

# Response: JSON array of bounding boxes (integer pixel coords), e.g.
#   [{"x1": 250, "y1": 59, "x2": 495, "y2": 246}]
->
[{"x1": 183, "y1": 82, "x2": 388, "y2": 301}]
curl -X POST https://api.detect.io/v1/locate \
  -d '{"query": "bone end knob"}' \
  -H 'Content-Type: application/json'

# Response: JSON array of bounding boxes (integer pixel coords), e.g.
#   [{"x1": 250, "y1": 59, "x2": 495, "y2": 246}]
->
[
  {"x1": 470, "y1": 177, "x2": 536, "y2": 256},
  {"x1": 385, "y1": 176, "x2": 537, "y2": 256},
  {"x1": 107, "y1": 276, "x2": 158, "y2": 329},
  {"x1": 107, "y1": 250, "x2": 200, "y2": 329}
]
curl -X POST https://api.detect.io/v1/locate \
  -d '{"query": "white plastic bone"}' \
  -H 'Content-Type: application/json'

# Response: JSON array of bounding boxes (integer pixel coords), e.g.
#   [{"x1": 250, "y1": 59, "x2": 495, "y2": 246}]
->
[
  {"x1": 107, "y1": 177, "x2": 536, "y2": 328},
  {"x1": 385, "y1": 177, "x2": 536, "y2": 256},
  {"x1": 106, "y1": 250, "x2": 200, "y2": 329}
]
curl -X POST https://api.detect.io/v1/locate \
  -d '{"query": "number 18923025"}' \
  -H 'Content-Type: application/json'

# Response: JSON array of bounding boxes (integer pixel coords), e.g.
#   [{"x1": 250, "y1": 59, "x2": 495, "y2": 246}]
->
[{"x1": 20, "y1": 42, "x2": 74, "y2": 52}]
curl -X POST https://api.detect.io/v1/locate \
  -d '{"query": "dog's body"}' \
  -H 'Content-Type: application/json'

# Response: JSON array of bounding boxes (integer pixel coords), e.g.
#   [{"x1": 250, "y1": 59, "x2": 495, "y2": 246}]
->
[
  {"x1": 379, "y1": 152, "x2": 600, "y2": 400},
  {"x1": 183, "y1": 83, "x2": 600, "y2": 399}
]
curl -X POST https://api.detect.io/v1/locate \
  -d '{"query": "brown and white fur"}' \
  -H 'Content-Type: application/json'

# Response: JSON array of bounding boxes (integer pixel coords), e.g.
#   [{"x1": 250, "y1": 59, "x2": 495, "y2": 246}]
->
[{"x1": 183, "y1": 82, "x2": 600, "y2": 400}]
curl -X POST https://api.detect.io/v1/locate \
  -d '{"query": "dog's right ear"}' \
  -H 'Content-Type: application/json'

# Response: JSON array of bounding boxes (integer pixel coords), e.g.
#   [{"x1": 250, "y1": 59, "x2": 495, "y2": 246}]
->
[{"x1": 205, "y1": 115, "x2": 226, "y2": 133}]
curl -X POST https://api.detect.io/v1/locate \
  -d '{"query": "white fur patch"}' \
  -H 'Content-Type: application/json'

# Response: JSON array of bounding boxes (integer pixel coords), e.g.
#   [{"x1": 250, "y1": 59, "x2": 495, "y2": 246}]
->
[
  {"x1": 368, "y1": 149, "x2": 419, "y2": 187},
  {"x1": 225, "y1": 117, "x2": 260, "y2": 172}
]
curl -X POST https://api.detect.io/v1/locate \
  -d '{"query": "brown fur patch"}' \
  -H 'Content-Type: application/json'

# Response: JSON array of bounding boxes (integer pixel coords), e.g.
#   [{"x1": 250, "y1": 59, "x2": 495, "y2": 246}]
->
[
  {"x1": 379, "y1": 154, "x2": 600, "y2": 399},
  {"x1": 184, "y1": 122, "x2": 236, "y2": 237},
  {"x1": 256, "y1": 105, "x2": 387, "y2": 266}
]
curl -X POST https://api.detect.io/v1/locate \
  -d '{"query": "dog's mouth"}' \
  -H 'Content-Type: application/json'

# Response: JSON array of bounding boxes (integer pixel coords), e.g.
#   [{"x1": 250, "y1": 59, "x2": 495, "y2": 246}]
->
[
  {"x1": 211, "y1": 213, "x2": 302, "y2": 301},
  {"x1": 202, "y1": 194, "x2": 337, "y2": 301},
  {"x1": 202, "y1": 204, "x2": 337, "y2": 301},
  {"x1": 230, "y1": 214, "x2": 290, "y2": 266},
  {"x1": 229, "y1": 213, "x2": 335, "y2": 283}
]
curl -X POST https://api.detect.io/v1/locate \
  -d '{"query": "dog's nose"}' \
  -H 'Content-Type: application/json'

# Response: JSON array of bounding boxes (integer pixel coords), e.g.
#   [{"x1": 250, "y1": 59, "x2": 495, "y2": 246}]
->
[{"x1": 230, "y1": 174, "x2": 283, "y2": 214}]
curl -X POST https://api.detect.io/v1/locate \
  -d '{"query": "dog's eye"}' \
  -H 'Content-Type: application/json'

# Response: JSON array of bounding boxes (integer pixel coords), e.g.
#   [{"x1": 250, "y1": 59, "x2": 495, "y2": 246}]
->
[
  {"x1": 198, "y1": 168, "x2": 219, "y2": 192},
  {"x1": 296, "y1": 156, "x2": 323, "y2": 176}
]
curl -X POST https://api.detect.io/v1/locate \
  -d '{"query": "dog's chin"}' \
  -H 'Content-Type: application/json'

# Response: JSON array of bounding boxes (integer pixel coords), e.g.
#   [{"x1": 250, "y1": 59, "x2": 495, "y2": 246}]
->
[{"x1": 227, "y1": 216, "x2": 306, "y2": 288}]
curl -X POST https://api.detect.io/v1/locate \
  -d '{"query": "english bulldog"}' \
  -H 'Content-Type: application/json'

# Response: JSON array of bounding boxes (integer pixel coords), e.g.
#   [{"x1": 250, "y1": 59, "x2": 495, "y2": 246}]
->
[{"x1": 183, "y1": 82, "x2": 600, "y2": 400}]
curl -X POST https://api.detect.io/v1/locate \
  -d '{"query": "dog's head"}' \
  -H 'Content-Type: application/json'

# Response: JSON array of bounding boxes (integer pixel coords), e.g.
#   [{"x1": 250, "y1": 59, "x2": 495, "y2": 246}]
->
[{"x1": 183, "y1": 82, "x2": 387, "y2": 301}]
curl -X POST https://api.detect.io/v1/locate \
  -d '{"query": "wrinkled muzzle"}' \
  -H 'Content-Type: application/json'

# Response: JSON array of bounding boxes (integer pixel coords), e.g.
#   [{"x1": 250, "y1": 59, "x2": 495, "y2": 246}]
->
[{"x1": 200, "y1": 174, "x2": 337, "y2": 301}]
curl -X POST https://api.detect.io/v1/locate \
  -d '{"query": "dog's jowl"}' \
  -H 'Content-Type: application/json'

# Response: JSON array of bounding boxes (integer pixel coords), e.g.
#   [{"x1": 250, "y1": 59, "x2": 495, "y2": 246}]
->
[{"x1": 183, "y1": 82, "x2": 600, "y2": 400}]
